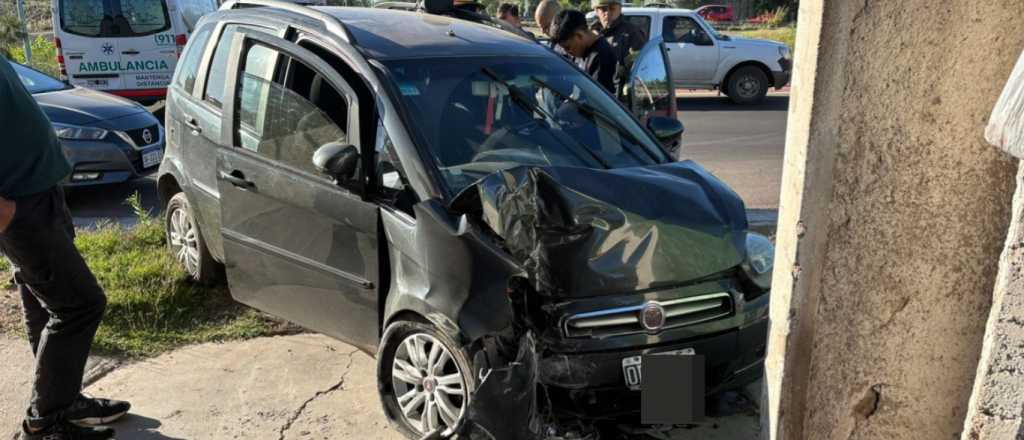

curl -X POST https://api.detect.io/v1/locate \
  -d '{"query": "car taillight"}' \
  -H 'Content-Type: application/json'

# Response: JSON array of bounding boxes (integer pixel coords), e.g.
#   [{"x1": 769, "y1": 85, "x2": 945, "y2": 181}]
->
[
  {"x1": 175, "y1": 34, "x2": 187, "y2": 58},
  {"x1": 54, "y1": 37, "x2": 67, "y2": 80}
]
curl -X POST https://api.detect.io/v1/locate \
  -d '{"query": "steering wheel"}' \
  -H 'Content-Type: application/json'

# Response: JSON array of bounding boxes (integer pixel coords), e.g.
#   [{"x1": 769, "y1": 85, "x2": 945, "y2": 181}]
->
[{"x1": 473, "y1": 118, "x2": 547, "y2": 159}]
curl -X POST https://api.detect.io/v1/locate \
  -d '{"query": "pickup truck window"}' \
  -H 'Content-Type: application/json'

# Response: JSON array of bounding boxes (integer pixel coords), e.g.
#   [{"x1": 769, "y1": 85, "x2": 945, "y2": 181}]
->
[
  {"x1": 662, "y1": 16, "x2": 712, "y2": 45},
  {"x1": 624, "y1": 15, "x2": 651, "y2": 38}
]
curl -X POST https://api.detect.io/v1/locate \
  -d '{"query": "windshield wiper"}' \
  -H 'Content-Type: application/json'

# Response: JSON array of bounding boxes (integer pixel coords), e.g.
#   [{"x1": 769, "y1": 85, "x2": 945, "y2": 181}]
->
[
  {"x1": 480, "y1": 68, "x2": 610, "y2": 169},
  {"x1": 530, "y1": 76, "x2": 661, "y2": 164}
]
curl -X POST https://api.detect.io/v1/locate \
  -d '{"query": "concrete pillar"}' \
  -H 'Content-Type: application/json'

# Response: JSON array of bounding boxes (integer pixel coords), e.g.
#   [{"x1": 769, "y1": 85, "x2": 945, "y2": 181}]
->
[
  {"x1": 961, "y1": 50, "x2": 1024, "y2": 440},
  {"x1": 764, "y1": 1, "x2": 1024, "y2": 439}
]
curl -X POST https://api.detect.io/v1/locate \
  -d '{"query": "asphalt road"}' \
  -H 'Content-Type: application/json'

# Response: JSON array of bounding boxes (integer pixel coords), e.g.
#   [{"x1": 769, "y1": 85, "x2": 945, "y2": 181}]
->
[
  {"x1": 679, "y1": 94, "x2": 789, "y2": 210},
  {"x1": 65, "y1": 95, "x2": 789, "y2": 226}
]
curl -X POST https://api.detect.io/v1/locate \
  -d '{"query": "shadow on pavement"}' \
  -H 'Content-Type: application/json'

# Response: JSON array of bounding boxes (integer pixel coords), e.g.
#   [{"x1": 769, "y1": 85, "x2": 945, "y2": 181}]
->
[
  {"x1": 676, "y1": 96, "x2": 790, "y2": 112},
  {"x1": 65, "y1": 178, "x2": 161, "y2": 228},
  {"x1": 110, "y1": 414, "x2": 186, "y2": 440}
]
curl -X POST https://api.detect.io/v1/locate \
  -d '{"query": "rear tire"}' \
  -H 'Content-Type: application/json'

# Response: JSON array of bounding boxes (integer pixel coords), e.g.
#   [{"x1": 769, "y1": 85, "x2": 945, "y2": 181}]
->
[
  {"x1": 165, "y1": 192, "x2": 221, "y2": 285},
  {"x1": 726, "y1": 66, "x2": 769, "y2": 104},
  {"x1": 377, "y1": 320, "x2": 477, "y2": 439}
]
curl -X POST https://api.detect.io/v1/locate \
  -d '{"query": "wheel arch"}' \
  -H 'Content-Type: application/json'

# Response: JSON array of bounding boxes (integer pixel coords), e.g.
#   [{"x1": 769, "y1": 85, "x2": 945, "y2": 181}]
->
[{"x1": 720, "y1": 60, "x2": 775, "y2": 90}]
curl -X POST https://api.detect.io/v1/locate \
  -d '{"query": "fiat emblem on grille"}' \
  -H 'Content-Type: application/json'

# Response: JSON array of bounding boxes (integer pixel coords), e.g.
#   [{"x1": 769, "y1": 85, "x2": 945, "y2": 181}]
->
[
  {"x1": 141, "y1": 128, "x2": 153, "y2": 144},
  {"x1": 640, "y1": 302, "x2": 666, "y2": 332}
]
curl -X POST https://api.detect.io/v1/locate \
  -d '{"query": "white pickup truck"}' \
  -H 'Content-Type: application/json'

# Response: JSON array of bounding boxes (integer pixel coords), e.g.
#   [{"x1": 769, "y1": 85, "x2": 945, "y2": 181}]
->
[{"x1": 595, "y1": 7, "x2": 792, "y2": 104}]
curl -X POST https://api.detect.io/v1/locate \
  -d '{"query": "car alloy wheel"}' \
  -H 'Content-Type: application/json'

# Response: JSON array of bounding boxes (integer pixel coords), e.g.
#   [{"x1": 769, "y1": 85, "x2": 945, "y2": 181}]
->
[
  {"x1": 391, "y1": 333, "x2": 467, "y2": 435},
  {"x1": 168, "y1": 206, "x2": 200, "y2": 277}
]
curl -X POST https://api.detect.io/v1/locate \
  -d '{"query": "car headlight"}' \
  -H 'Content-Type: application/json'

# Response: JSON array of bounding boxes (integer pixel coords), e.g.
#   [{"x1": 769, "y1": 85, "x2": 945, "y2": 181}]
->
[
  {"x1": 741, "y1": 232, "x2": 775, "y2": 290},
  {"x1": 52, "y1": 123, "x2": 108, "y2": 141},
  {"x1": 778, "y1": 45, "x2": 792, "y2": 61}
]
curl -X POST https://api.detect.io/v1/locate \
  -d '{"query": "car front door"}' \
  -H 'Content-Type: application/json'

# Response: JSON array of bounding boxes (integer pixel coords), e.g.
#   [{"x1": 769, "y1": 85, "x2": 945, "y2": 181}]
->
[
  {"x1": 215, "y1": 29, "x2": 380, "y2": 351},
  {"x1": 661, "y1": 14, "x2": 718, "y2": 87}
]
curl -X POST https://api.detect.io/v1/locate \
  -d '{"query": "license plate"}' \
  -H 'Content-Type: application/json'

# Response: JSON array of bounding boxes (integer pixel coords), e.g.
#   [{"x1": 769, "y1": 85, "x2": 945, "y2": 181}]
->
[
  {"x1": 142, "y1": 148, "x2": 163, "y2": 169},
  {"x1": 622, "y1": 348, "x2": 695, "y2": 391}
]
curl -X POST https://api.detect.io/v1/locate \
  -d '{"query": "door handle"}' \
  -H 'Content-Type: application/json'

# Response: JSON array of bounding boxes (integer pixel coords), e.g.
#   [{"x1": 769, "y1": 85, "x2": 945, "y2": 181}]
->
[
  {"x1": 183, "y1": 115, "x2": 202, "y2": 134},
  {"x1": 122, "y1": 50, "x2": 140, "y2": 55},
  {"x1": 219, "y1": 170, "x2": 255, "y2": 190}
]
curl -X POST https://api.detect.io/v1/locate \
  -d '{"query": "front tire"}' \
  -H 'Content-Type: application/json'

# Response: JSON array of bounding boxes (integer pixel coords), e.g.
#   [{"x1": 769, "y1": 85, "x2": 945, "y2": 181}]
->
[
  {"x1": 165, "y1": 192, "x2": 221, "y2": 284},
  {"x1": 726, "y1": 66, "x2": 769, "y2": 104},
  {"x1": 377, "y1": 320, "x2": 477, "y2": 439}
]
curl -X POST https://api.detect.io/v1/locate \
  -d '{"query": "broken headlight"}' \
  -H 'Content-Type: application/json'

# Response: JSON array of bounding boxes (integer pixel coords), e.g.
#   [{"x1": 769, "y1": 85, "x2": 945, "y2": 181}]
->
[{"x1": 741, "y1": 233, "x2": 774, "y2": 290}]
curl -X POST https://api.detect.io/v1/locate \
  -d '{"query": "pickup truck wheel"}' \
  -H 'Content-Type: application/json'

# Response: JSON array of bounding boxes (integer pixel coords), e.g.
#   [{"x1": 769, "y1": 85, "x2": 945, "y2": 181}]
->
[
  {"x1": 727, "y1": 66, "x2": 769, "y2": 104},
  {"x1": 165, "y1": 192, "x2": 222, "y2": 285},
  {"x1": 378, "y1": 320, "x2": 477, "y2": 439}
]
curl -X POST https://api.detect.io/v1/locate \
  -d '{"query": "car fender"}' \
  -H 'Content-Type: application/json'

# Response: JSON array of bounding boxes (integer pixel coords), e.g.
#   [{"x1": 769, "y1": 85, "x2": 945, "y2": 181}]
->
[
  {"x1": 380, "y1": 199, "x2": 526, "y2": 349},
  {"x1": 713, "y1": 53, "x2": 777, "y2": 86}
]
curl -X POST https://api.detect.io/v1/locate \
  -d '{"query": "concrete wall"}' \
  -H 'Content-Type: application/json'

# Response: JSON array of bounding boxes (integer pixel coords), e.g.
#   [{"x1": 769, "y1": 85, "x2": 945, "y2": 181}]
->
[{"x1": 765, "y1": 1, "x2": 1024, "y2": 439}]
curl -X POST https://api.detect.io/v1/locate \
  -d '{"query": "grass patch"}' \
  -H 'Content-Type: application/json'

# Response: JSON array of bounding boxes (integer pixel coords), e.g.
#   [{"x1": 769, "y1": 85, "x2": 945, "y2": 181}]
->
[
  {"x1": 1, "y1": 194, "x2": 282, "y2": 358},
  {"x1": 725, "y1": 25, "x2": 796, "y2": 50}
]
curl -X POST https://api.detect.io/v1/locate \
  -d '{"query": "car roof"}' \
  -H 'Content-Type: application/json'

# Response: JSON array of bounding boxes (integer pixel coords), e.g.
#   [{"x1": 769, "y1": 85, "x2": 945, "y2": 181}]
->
[{"x1": 305, "y1": 7, "x2": 547, "y2": 61}]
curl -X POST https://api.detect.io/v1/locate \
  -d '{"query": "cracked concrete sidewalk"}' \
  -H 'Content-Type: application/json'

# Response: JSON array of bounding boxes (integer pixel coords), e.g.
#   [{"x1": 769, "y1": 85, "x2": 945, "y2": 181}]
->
[{"x1": 2, "y1": 333, "x2": 760, "y2": 439}]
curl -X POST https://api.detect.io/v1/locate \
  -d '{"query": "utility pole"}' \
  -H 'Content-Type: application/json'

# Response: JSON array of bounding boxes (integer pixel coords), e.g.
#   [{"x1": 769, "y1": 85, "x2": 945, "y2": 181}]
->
[{"x1": 16, "y1": 0, "x2": 31, "y2": 62}]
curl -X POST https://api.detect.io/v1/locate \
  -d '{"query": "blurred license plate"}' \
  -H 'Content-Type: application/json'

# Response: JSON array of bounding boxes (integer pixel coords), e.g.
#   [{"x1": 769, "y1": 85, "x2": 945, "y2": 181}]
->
[
  {"x1": 622, "y1": 348, "x2": 694, "y2": 391},
  {"x1": 142, "y1": 148, "x2": 163, "y2": 168}
]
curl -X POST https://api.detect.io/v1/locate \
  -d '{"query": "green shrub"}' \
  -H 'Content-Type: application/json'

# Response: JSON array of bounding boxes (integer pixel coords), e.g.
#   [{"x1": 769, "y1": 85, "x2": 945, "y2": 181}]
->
[{"x1": 8, "y1": 35, "x2": 59, "y2": 78}]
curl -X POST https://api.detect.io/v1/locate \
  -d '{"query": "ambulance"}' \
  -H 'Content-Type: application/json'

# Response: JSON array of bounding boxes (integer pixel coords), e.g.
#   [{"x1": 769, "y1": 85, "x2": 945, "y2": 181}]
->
[{"x1": 51, "y1": 0, "x2": 218, "y2": 103}]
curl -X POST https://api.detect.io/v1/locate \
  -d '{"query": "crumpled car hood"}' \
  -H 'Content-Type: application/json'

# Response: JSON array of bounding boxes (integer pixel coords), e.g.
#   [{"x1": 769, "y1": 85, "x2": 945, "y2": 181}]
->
[{"x1": 453, "y1": 160, "x2": 748, "y2": 298}]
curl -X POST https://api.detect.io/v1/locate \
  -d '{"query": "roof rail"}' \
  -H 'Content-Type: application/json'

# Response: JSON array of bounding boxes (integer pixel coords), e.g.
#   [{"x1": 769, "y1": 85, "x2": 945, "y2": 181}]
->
[{"x1": 219, "y1": 0, "x2": 352, "y2": 43}]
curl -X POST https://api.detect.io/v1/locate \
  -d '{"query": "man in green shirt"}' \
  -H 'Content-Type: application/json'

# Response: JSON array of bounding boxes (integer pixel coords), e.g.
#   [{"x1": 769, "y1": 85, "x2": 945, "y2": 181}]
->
[{"x1": 0, "y1": 57, "x2": 129, "y2": 440}]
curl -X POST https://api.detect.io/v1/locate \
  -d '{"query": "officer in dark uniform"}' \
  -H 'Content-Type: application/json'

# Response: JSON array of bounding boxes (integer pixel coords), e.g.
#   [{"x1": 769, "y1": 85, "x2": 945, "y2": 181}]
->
[{"x1": 590, "y1": 0, "x2": 647, "y2": 99}]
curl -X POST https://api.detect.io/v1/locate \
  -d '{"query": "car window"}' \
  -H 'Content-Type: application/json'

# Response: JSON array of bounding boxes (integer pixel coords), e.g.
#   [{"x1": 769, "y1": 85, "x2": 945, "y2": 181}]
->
[
  {"x1": 235, "y1": 43, "x2": 348, "y2": 177},
  {"x1": 662, "y1": 16, "x2": 710, "y2": 44},
  {"x1": 173, "y1": 24, "x2": 213, "y2": 94},
  {"x1": 117, "y1": 0, "x2": 171, "y2": 34},
  {"x1": 204, "y1": 25, "x2": 243, "y2": 108},
  {"x1": 59, "y1": 0, "x2": 171, "y2": 37},
  {"x1": 624, "y1": 15, "x2": 651, "y2": 38}
]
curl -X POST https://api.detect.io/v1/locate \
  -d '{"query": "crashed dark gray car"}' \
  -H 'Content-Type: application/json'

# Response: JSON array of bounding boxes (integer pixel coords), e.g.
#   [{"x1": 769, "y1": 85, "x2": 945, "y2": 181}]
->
[{"x1": 157, "y1": 1, "x2": 772, "y2": 438}]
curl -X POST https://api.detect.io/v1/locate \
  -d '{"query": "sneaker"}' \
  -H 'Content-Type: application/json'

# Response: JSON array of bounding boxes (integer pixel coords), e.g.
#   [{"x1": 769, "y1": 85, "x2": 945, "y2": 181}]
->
[
  {"x1": 65, "y1": 395, "x2": 131, "y2": 426},
  {"x1": 18, "y1": 420, "x2": 114, "y2": 440}
]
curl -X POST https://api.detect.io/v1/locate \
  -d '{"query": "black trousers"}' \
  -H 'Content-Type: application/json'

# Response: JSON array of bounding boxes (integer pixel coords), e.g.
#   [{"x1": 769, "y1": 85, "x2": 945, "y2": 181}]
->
[{"x1": 0, "y1": 186, "x2": 106, "y2": 427}]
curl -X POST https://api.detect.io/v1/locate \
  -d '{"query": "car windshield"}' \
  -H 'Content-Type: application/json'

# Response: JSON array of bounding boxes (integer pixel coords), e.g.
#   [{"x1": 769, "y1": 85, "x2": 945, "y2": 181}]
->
[
  {"x1": 382, "y1": 56, "x2": 670, "y2": 195},
  {"x1": 11, "y1": 62, "x2": 69, "y2": 94}
]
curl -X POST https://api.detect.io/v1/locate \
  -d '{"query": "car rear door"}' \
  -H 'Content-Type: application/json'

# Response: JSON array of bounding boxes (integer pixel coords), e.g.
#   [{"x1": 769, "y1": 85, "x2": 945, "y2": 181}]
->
[
  {"x1": 661, "y1": 13, "x2": 718, "y2": 87},
  {"x1": 56, "y1": 0, "x2": 125, "y2": 90},
  {"x1": 110, "y1": 0, "x2": 177, "y2": 91},
  {"x1": 215, "y1": 29, "x2": 381, "y2": 350}
]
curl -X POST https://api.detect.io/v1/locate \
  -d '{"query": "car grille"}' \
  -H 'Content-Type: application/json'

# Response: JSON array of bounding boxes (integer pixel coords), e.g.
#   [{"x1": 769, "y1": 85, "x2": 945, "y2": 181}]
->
[
  {"x1": 123, "y1": 124, "x2": 160, "y2": 148},
  {"x1": 562, "y1": 292, "x2": 733, "y2": 339}
]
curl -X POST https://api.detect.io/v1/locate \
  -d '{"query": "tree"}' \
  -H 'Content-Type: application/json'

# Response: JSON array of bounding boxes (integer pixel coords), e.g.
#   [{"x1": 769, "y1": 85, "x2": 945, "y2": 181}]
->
[{"x1": 0, "y1": 13, "x2": 27, "y2": 58}]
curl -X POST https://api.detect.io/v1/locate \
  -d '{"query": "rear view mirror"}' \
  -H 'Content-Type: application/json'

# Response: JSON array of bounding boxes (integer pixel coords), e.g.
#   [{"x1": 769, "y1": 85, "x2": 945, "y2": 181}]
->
[{"x1": 313, "y1": 142, "x2": 360, "y2": 182}]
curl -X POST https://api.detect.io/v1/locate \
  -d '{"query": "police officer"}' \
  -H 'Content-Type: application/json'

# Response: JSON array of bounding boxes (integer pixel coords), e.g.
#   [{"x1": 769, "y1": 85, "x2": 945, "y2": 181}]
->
[{"x1": 590, "y1": 0, "x2": 647, "y2": 98}]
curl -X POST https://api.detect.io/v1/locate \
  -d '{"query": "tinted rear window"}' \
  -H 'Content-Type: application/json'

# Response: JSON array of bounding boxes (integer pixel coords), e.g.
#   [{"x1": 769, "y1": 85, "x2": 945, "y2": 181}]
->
[{"x1": 59, "y1": 0, "x2": 171, "y2": 37}]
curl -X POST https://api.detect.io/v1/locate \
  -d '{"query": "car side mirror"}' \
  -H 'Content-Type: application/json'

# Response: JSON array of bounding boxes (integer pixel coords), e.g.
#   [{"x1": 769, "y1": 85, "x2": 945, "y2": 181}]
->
[
  {"x1": 647, "y1": 116, "x2": 684, "y2": 142},
  {"x1": 313, "y1": 142, "x2": 360, "y2": 182}
]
